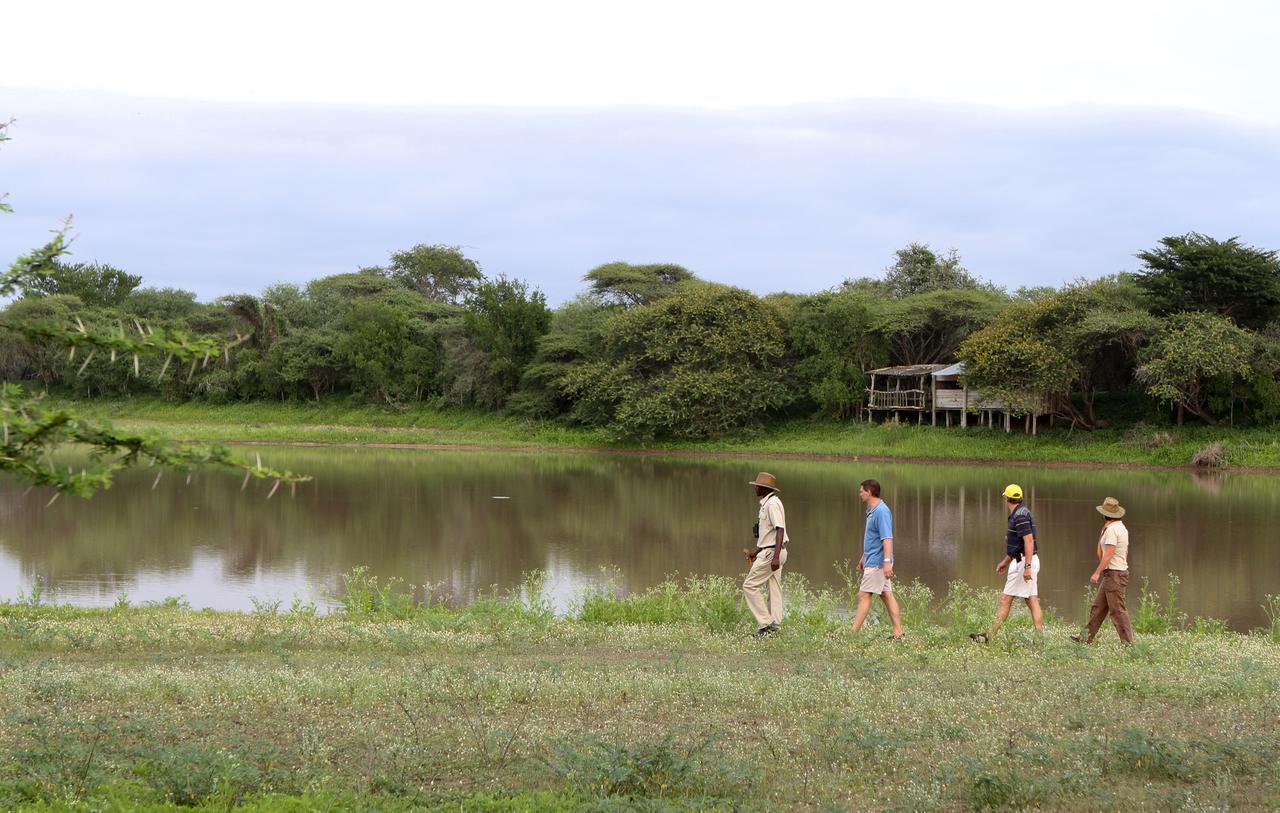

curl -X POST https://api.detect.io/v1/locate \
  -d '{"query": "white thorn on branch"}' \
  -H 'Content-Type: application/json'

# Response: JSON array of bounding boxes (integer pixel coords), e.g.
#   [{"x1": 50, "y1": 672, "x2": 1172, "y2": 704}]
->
[{"x1": 77, "y1": 349, "x2": 96, "y2": 378}]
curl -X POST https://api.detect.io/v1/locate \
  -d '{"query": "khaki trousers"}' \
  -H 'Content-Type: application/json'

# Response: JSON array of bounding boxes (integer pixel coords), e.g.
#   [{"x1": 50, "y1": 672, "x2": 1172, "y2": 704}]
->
[
  {"x1": 1086, "y1": 569, "x2": 1135, "y2": 643},
  {"x1": 743, "y1": 547, "x2": 787, "y2": 627}
]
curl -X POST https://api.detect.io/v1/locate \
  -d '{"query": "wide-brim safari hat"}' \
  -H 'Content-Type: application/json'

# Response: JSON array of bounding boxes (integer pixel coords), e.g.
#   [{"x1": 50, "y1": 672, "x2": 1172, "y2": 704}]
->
[
  {"x1": 749, "y1": 472, "x2": 780, "y2": 492},
  {"x1": 1096, "y1": 496, "x2": 1126, "y2": 519}
]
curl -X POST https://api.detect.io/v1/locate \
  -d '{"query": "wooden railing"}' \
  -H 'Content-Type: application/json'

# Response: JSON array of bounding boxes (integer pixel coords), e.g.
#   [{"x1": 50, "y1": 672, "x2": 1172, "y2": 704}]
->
[{"x1": 867, "y1": 389, "x2": 926, "y2": 410}]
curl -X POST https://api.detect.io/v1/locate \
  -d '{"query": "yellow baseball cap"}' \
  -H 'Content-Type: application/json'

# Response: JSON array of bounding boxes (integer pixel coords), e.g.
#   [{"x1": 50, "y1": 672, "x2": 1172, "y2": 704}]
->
[{"x1": 1002, "y1": 484, "x2": 1023, "y2": 500}]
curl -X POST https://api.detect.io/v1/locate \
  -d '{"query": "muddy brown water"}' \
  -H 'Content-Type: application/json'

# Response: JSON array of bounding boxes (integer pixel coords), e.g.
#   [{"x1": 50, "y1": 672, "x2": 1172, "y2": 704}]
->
[{"x1": 2, "y1": 447, "x2": 1276, "y2": 629}]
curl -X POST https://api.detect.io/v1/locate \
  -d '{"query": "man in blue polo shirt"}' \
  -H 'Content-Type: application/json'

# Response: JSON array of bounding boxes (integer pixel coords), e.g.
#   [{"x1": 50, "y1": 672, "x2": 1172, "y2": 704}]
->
[{"x1": 852, "y1": 478, "x2": 904, "y2": 640}]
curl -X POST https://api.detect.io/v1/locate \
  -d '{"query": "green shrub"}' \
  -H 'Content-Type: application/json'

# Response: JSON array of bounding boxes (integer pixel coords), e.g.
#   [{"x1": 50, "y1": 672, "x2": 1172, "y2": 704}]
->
[
  {"x1": 337, "y1": 566, "x2": 415, "y2": 619},
  {"x1": 546, "y1": 735, "x2": 750, "y2": 801},
  {"x1": 576, "y1": 576, "x2": 747, "y2": 630},
  {"x1": 1190, "y1": 615, "x2": 1229, "y2": 635},
  {"x1": 1133, "y1": 575, "x2": 1187, "y2": 634},
  {"x1": 1262, "y1": 594, "x2": 1280, "y2": 642},
  {"x1": 967, "y1": 770, "x2": 1044, "y2": 811},
  {"x1": 892, "y1": 579, "x2": 936, "y2": 629}
]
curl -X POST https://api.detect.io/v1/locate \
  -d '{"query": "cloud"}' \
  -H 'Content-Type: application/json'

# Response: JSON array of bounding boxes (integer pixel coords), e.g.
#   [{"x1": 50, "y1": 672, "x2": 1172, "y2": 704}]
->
[{"x1": 3, "y1": 92, "x2": 1278, "y2": 304}]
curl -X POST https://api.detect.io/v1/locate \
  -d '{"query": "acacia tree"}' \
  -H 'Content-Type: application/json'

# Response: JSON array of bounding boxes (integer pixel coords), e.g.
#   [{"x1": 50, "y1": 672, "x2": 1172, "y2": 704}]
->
[
  {"x1": 873, "y1": 288, "x2": 1007, "y2": 365},
  {"x1": 564, "y1": 284, "x2": 789, "y2": 439},
  {"x1": 786, "y1": 290, "x2": 886, "y2": 418},
  {"x1": 371, "y1": 243, "x2": 484, "y2": 304},
  {"x1": 462, "y1": 274, "x2": 551, "y2": 408},
  {"x1": 1135, "y1": 233, "x2": 1280, "y2": 329},
  {"x1": 584, "y1": 262, "x2": 694, "y2": 307},
  {"x1": 24, "y1": 261, "x2": 142, "y2": 308},
  {"x1": 0, "y1": 121, "x2": 304, "y2": 497},
  {"x1": 958, "y1": 278, "x2": 1159, "y2": 427},
  {"x1": 1137, "y1": 312, "x2": 1255, "y2": 425},
  {"x1": 882, "y1": 243, "x2": 994, "y2": 297}
]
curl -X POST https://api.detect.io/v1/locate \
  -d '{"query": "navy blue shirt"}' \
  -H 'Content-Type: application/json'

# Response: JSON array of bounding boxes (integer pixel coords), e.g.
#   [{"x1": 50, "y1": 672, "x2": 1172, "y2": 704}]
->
[{"x1": 1006, "y1": 504, "x2": 1037, "y2": 560}]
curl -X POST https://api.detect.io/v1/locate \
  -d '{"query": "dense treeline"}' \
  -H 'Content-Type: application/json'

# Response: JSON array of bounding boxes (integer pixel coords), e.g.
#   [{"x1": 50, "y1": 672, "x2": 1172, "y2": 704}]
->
[{"x1": 4, "y1": 236, "x2": 1280, "y2": 439}]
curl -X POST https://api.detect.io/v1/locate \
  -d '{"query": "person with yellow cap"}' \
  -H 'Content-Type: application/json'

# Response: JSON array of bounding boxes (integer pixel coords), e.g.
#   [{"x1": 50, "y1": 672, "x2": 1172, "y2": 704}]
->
[
  {"x1": 743, "y1": 471, "x2": 788, "y2": 637},
  {"x1": 970, "y1": 483, "x2": 1044, "y2": 643}
]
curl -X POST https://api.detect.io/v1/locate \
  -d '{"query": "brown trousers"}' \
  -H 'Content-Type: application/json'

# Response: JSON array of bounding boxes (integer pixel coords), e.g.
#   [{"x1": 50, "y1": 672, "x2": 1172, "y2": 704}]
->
[{"x1": 1086, "y1": 569, "x2": 1135, "y2": 643}]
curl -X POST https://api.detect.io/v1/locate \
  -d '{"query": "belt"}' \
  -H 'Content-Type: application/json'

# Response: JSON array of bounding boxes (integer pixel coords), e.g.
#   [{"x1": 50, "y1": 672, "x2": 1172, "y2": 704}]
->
[{"x1": 755, "y1": 544, "x2": 776, "y2": 550}]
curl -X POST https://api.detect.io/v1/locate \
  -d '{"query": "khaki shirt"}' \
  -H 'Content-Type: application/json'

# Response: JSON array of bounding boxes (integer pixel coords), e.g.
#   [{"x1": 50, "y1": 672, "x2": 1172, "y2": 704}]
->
[
  {"x1": 1101, "y1": 521, "x2": 1129, "y2": 571},
  {"x1": 757, "y1": 493, "x2": 789, "y2": 549}
]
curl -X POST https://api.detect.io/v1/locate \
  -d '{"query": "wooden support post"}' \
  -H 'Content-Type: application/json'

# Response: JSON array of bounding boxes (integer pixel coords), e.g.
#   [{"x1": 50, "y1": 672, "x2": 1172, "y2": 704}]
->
[
  {"x1": 961, "y1": 386, "x2": 968, "y2": 428},
  {"x1": 1032, "y1": 414, "x2": 1038, "y2": 436},
  {"x1": 1005, "y1": 412, "x2": 1011, "y2": 433},
  {"x1": 931, "y1": 376, "x2": 937, "y2": 426}
]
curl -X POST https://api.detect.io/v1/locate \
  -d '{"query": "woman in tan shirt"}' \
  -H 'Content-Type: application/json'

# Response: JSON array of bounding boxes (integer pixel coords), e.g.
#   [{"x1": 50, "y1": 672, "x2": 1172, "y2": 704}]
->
[{"x1": 1073, "y1": 497, "x2": 1135, "y2": 644}]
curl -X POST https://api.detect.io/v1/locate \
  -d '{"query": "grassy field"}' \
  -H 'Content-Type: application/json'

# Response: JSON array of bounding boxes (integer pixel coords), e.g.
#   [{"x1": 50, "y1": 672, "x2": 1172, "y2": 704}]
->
[
  {"x1": 66, "y1": 397, "x2": 1280, "y2": 468},
  {"x1": 2, "y1": 573, "x2": 1278, "y2": 811}
]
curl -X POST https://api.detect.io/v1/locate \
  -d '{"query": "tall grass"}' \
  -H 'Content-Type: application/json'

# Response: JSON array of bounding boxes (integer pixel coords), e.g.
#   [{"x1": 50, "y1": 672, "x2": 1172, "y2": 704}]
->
[
  {"x1": 326, "y1": 566, "x2": 1106, "y2": 637},
  {"x1": 1263, "y1": 594, "x2": 1280, "y2": 642},
  {"x1": 1133, "y1": 574, "x2": 1188, "y2": 634}
]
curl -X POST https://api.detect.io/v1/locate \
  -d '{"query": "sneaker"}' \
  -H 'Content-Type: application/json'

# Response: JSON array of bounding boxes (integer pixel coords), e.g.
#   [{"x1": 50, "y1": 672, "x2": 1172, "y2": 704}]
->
[
  {"x1": 1069, "y1": 634, "x2": 1083, "y2": 643},
  {"x1": 754, "y1": 626, "x2": 774, "y2": 638},
  {"x1": 968, "y1": 632, "x2": 989, "y2": 644}
]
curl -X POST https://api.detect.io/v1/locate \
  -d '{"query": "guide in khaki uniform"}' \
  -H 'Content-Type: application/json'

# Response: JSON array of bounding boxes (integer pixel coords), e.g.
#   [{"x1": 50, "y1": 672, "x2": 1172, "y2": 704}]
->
[{"x1": 743, "y1": 471, "x2": 788, "y2": 637}]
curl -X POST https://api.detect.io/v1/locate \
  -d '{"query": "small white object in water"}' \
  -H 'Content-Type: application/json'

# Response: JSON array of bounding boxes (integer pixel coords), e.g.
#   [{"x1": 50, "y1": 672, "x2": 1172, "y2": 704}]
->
[{"x1": 491, "y1": 496, "x2": 511, "y2": 500}]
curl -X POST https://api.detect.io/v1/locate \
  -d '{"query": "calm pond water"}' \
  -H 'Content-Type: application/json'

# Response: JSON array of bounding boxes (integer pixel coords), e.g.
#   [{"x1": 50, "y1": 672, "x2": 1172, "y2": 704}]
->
[{"x1": 2, "y1": 447, "x2": 1278, "y2": 629}]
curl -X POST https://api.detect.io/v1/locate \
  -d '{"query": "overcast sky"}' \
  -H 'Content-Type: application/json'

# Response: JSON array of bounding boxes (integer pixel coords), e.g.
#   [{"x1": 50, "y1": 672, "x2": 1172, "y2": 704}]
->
[{"x1": 4, "y1": 0, "x2": 1279, "y2": 303}]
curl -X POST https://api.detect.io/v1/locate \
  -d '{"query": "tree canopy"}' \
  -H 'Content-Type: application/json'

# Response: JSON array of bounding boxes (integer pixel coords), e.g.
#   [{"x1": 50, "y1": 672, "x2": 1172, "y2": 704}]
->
[
  {"x1": 370, "y1": 243, "x2": 484, "y2": 304},
  {"x1": 564, "y1": 285, "x2": 789, "y2": 439},
  {"x1": 1137, "y1": 311, "x2": 1255, "y2": 425},
  {"x1": 584, "y1": 262, "x2": 695, "y2": 307},
  {"x1": 23, "y1": 261, "x2": 142, "y2": 308},
  {"x1": 1135, "y1": 233, "x2": 1280, "y2": 329},
  {"x1": 882, "y1": 243, "x2": 994, "y2": 297}
]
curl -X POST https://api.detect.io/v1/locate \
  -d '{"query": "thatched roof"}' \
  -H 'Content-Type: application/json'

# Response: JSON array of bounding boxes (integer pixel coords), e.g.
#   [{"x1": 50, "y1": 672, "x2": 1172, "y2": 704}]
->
[{"x1": 867, "y1": 364, "x2": 949, "y2": 377}]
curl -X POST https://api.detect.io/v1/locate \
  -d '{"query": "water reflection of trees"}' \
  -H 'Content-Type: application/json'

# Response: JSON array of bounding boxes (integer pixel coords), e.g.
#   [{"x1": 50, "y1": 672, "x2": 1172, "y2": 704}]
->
[{"x1": 1, "y1": 448, "x2": 1277, "y2": 627}]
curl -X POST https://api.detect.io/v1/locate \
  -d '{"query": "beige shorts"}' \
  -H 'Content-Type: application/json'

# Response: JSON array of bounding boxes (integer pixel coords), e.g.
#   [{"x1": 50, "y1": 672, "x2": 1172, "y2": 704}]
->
[
  {"x1": 860, "y1": 567, "x2": 893, "y2": 595},
  {"x1": 1002, "y1": 555, "x2": 1040, "y2": 598}
]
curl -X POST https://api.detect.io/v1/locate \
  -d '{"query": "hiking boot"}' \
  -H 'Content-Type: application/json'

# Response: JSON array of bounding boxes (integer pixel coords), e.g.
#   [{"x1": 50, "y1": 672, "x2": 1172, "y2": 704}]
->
[
  {"x1": 969, "y1": 632, "x2": 989, "y2": 644},
  {"x1": 754, "y1": 625, "x2": 777, "y2": 638}
]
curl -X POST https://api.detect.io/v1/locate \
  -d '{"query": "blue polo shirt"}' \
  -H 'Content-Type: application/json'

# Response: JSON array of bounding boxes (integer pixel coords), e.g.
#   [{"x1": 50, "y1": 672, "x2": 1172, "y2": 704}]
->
[{"x1": 863, "y1": 501, "x2": 894, "y2": 568}]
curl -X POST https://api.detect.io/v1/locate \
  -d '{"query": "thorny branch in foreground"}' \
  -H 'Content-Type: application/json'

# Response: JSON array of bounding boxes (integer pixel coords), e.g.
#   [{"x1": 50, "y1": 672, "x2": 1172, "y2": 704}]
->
[{"x1": 1, "y1": 119, "x2": 308, "y2": 497}]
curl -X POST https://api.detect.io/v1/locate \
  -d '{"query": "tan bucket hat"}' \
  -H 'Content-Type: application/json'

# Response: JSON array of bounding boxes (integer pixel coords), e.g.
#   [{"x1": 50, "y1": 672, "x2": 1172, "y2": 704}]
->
[
  {"x1": 749, "y1": 471, "x2": 780, "y2": 492},
  {"x1": 1096, "y1": 496, "x2": 1126, "y2": 519}
]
